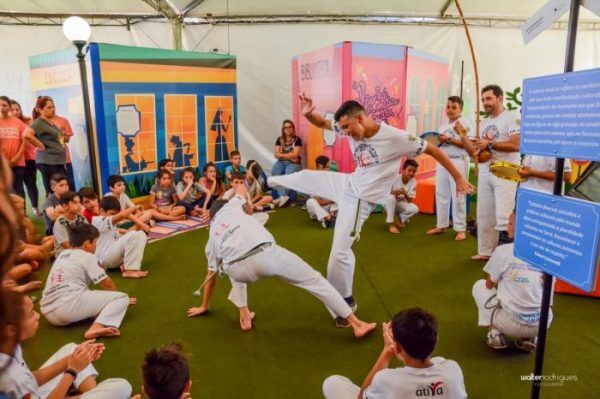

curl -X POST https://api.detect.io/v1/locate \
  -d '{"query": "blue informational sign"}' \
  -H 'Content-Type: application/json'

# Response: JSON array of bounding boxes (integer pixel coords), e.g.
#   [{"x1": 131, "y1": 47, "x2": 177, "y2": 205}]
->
[
  {"x1": 521, "y1": 68, "x2": 600, "y2": 162},
  {"x1": 514, "y1": 188, "x2": 600, "y2": 292}
]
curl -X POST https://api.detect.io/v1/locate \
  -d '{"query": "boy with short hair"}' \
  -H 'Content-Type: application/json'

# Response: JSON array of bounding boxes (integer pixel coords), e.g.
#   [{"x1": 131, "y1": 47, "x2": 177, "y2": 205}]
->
[
  {"x1": 245, "y1": 161, "x2": 274, "y2": 211},
  {"x1": 93, "y1": 196, "x2": 149, "y2": 279},
  {"x1": 158, "y1": 158, "x2": 175, "y2": 177},
  {"x1": 384, "y1": 159, "x2": 419, "y2": 234},
  {"x1": 306, "y1": 155, "x2": 338, "y2": 229},
  {"x1": 323, "y1": 308, "x2": 467, "y2": 399},
  {"x1": 43, "y1": 173, "x2": 69, "y2": 235},
  {"x1": 78, "y1": 186, "x2": 99, "y2": 223},
  {"x1": 224, "y1": 150, "x2": 246, "y2": 187},
  {"x1": 141, "y1": 342, "x2": 191, "y2": 399},
  {"x1": 472, "y1": 211, "x2": 551, "y2": 352},
  {"x1": 52, "y1": 191, "x2": 87, "y2": 257},
  {"x1": 40, "y1": 223, "x2": 136, "y2": 339}
]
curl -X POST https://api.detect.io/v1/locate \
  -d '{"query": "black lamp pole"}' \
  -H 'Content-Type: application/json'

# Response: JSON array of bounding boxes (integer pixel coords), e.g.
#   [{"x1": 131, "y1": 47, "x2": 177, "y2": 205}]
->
[{"x1": 73, "y1": 39, "x2": 100, "y2": 194}]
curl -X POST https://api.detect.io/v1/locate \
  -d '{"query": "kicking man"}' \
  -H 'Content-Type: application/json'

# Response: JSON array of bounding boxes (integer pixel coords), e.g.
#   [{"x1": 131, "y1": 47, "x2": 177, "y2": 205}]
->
[
  {"x1": 268, "y1": 95, "x2": 473, "y2": 325},
  {"x1": 187, "y1": 183, "x2": 376, "y2": 338}
]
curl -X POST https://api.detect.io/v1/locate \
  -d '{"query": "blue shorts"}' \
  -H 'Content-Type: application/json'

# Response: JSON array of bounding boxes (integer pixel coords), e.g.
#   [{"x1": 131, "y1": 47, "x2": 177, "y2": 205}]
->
[{"x1": 180, "y1": 197, "x2": 205, "y2": 214}]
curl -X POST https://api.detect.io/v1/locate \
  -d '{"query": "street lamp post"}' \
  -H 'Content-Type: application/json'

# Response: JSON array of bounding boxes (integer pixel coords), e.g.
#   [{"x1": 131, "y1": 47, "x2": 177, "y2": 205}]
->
[{"x1": 62, "y1": 16, "x2": 100, "y2": 193}]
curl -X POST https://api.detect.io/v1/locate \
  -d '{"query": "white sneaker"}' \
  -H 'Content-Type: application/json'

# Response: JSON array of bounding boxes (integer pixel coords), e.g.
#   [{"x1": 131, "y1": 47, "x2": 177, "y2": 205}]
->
[
  {"x1": 278, "y1": 195, "x2": 289, "y2": 208},
  {"x1": 515, "y1": 337, "x2": 537, "y2": 352},
  {"x1": 486, "y1": 330, "x2": 508, "y2": 350},
  {"x1": 272, "y1": 198, "x2": 280, "y2": 206}
]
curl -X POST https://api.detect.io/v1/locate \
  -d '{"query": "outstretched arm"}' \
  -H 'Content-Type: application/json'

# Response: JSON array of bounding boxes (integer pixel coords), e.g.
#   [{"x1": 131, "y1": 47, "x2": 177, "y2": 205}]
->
[
  {"x1": 425, "y1": 145, "x2": 473, "y2": 195},
  {"x1": 299, "y1": 93, "x2": 333, "y2": 130}
]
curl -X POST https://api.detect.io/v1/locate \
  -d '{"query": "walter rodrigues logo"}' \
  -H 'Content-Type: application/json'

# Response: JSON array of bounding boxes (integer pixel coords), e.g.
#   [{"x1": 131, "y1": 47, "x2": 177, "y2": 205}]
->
[{"x1": 415, "y1": 381, "x2": 445, "y2": 397}]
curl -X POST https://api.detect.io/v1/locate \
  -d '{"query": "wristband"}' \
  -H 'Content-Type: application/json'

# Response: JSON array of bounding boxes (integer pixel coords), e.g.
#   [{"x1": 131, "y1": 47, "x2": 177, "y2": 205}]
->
[
  {"x1": 64, "y1": 368, "x2": 78, "y2": 379},
  {"x1": 486, "y1": 142, "x2": 494, "y2": 151}
]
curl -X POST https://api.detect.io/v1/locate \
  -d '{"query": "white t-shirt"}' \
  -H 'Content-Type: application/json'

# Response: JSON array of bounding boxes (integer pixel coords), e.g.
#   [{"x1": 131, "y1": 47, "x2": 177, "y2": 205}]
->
[
  {"x1": 520, "y1": 155, "x2": 572, "y2": 194},
  {"x1": 92, "y1": 215, "x2": 121, "y2": 258},
  {"x1": 438, "y1": 116, "x2": 474, "y2": 158},
  {"x1": 479, "y1": 110, "x2": 521, "y2": 168},
  {"x1": 206, "y1": 195, "x2": 275, "y2": 271},
  {"x1": 484, "y1": 243, "x2": 553, "y2": 324},
  {"x1": 222, "y1": 188, "x2": 252, "y2": 204},
  {"x1": 363, "y1": 357, "x2": 467, "y2": 399},
  {"x1": 332, "y1": 122, "x2": 427, "y2": 204},
  {"x1": 105, "y1": 192, "x2": 135, "y2": 210},
  {"x1": 0, "y1": 345, "x2": 41, "y2": 398},
  {"x1": 391, "y1": 175, "x2": 417, "y2": 202},
  {"x1": 40, "y1": 249, "x2": 108, "y2": 313}
]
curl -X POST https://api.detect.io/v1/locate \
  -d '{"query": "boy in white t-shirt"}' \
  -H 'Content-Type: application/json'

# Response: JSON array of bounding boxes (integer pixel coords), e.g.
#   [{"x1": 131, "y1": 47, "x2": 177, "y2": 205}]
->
[
  {"x1": 268, "y1": 96, "x2": 473, "y2": 325},
  {"x1": 52, "y1": 191, "x2": 87, "y2": 257},
  {"x1": 472, "y1": 212, "x2": 552, "y2": 351},
  {"x1": 40, "y1": 223, "x2": 136, "y2": 339},
  {"x1": 92, "y1": 196, "x2": 148, "y2": 279},
  {"x1": 384, "y1": 159, "x2": 419, "y2": 234},
  {"x1": 306, "y1": 155, "x2": 338, "y2": 229},
  {"x1": 519, "y1": 155, "x2": 572, "y2": 194},
  {"x1": 323, "y1": 308, "x2": 467, "y2": 399},
  {"x1": 427, "y1": 96, "x2": 474, "y2": 241}
]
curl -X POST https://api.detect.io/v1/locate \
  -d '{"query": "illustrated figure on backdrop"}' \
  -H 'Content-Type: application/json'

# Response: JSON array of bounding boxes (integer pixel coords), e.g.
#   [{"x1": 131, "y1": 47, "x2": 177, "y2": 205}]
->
[
  {"x1": 170, "y1": 135, "x2": 194, "y2": 167},
  {"x1": 210, "y1": 108, "x2": 231, "y2": 162},
  {"x1": 122, "y1": 135, "x2": 152, "y2": 173}
]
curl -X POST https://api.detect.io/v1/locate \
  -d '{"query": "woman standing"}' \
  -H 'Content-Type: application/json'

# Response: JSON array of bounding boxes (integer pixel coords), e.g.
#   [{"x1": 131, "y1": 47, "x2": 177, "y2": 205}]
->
[
  {"x1": 10, "y1": 100, "x2": 41, "y2": 216},
  {"x1": 271, "y1": 119, "x2": 302, "y2": 207},
  {"x1": 30, "y1": 96, "x2": 67, "y2": 195}
]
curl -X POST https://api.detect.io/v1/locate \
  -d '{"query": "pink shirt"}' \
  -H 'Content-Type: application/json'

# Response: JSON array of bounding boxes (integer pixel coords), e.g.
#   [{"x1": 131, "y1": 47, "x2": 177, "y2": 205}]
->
[
  {"x1": 50, "y1": 115, "x2": 74, "y2": 164},
  {"x1": 199, "y1": 176, "x2": 224, "y2": 197},
  {"x1": 0, "y1": 117, "x2": 28, "y2": 166}
]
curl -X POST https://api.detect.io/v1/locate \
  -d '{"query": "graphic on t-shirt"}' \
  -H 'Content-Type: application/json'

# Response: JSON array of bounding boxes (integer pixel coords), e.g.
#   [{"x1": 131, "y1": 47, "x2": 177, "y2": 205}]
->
[
  {"x1": 482, "y1": 124, "x2": 500, "y2": 141},
  {"x1": 415, "y1": 381, "x2": 444, "y2": 397},
  {"x1": 353, "y1": 143, "x2": 379, "y2": 167}
]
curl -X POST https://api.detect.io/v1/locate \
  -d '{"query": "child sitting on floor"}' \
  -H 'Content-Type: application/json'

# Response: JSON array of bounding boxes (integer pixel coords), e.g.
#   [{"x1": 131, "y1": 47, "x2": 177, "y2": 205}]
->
[
  {"x1": 43, "y1": 173, "x2": 69, "y2": 235},
  {"x1": 176, "y1": 167, "x2": 211, "y2": 217},
  {"x1": 245, "y1": 161, "x2": 274, "y2": 211},
  {"x1": 150, "y1": 169, "x2": 186, "y2": 219},
  {"x1": 79, "y1": 186, "x2": 99, "y2": 223},
  {"x1": 140, "y1": 342, "x2": 192, "y2": 399},
  {"x1": 384, "y1": 159, "x2": 419, "y2": 234},
  {"x1": 224, "y1": 150, "x2": 246, "y2": 188},
  {"x1": 52, "y1": 191, "x2": 87, "y2": 257},
  {"x1": 93, "y1": 196, "x2": 149, "y2": 279},
  {"x1": 199, "y1": 162, "x2": 225, "y2": 205},
  {"x1": 40, "y1": 223, "x2": 136, "y2": 339},
  {"x1": 305, "y1": 156, "x2": 337, "y2": 229}
]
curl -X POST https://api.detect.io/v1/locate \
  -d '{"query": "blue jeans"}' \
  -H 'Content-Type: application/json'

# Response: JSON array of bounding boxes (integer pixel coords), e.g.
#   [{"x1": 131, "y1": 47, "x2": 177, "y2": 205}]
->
[{"x1": 271, "y1": 161, "x2": 302, "y2": 200}]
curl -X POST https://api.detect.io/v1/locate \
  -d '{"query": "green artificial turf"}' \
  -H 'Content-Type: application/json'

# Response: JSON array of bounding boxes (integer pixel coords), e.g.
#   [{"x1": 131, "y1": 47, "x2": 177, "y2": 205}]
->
[{"x1": 22, "y1": 207, "x2": 599, "y2": 398}]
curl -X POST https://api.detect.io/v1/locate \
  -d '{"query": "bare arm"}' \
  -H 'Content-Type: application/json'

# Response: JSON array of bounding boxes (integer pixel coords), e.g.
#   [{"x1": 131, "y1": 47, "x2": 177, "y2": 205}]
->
[
  {"x1": 485, "y1": 275, "x2": 497, "y2": 289},
  {"x1": 491, "y1": 134, "x2": 520, "y2": 153},
  {"x1": 299, "y1": 93, "x2": 333, "y2": 130},
  {"x1": 425, "y1": 145, "x2": 473, "y2": 194},
  {"x1": 177, "y1": 183, "x2": 193, "y2": 201},
  {"x1": 32, "y1": 355, "x2": 69, "y2": 387},
  {"x1": 110, "y1": 206, "x2": 138, "y2": 224},
  {"x1": 24, "y1": 128, "x2": 45, "y2": 149},
  {"x1": 358, "y1": 323, "x2": 396, "y2": 398},
  {"x1": 45, "y1": 205, "x2": 63, "y2": 221},
  {"x1": 99, "y1": 276, "x2": 117, "y2": 291}
]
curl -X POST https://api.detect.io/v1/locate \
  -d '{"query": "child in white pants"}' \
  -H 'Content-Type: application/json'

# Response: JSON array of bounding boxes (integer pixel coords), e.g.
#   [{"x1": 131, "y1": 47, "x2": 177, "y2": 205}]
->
[
  {"x1": 93, "y1": 195, "x2": 148, "y2": 279},
  {"x1": 41, "y1": 223, "x2": 136, "y2": 339},
  {"x1": 1, "y1": 291, "x2": 131, "y2": 399},
  {"x1": 306, "y1": 155, "x2": 338, "y2": 228},
  {"x1": 188, "y1": 184, "x2": 376, "y2": 337},
  {"x1": 384, "y1": 159, "x2": 419, "y2": 234}
]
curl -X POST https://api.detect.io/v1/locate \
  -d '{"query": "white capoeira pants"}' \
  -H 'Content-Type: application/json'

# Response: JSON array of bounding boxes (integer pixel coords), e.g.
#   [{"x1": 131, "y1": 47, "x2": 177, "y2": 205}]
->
[
  {"x1": 322, "y1": 375, "x2": 360, "y2": 399},
  {"x1": 38, "y1": 343, "x2": 132, "y2": 399},
  {"x1": 225, "y1": 244, "x2": 353, "y2": 318},
  {"x1": 269, "y1": 171, "x2": 374, "y2": 299},
  {"x1": 436, "y1": 157, "x2": 469, "y2": 231},
  {"x1": 306, "y1": 198, "x2": 337, "y2": 221},
  {"x1": 42, "y1": 290, "x2": 130, "y2": 328},
  {"x1": 384, "y1": 195, "x2": 419, "y2": 224},
  {"x1": 472, "y1": 280, "x2": 546, "y2": 339},
  {"x1": 476, "y1": 170, "x2": 517, "y2": 256},
  {"x1": 98, "y1": 231, "x2": 147, "y2": 271}
]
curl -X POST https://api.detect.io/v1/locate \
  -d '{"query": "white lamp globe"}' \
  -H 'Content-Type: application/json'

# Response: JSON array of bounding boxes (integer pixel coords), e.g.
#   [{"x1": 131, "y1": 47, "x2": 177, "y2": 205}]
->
[{"x1": 62, "y1": 16, "x2": 91, "y2": 42}]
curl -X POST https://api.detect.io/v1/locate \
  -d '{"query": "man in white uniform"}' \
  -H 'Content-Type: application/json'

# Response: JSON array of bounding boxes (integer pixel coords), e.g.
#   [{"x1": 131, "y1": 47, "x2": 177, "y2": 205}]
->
[
  {"x1": 384, "y1": 159, "x2": 419, "y2": 234},
  {"x1": 268, "y1": 95, "x2": 473, "y2": 325},
  {"x1": 519, "y1": 155, "x2": 572, "y2": 194},
  {"x1": 472, "y1": 212, "x2": 552, "y2": 351},
  {"x1": 427, "y1": 96, "x2": 473, "y2": 241},
  {"x1": 461, "y1": 85, "x2": 521, "y2": 260},
  {"x1": 322, "y1": 308, "x2": 467, "y2": 399},
  {"x1": 188, "y1": 183, "x2": 376, "y2": 338},
  {"x1": 40, "y1": 223, "x2": 135, "y2": 339},
  {"x1": 92, "y1": 196, "x2": 148, "y2": 279}
]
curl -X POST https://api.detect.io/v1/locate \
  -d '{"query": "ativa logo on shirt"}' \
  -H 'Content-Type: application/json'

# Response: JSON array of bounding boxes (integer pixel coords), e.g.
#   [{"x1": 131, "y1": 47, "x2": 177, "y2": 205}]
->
[
  {"x1": 415, "y1": 381, "x2": 445, "y2": 397},
  {"x1": 353, "y1": 143, "x2": 379, "y2": 167}
]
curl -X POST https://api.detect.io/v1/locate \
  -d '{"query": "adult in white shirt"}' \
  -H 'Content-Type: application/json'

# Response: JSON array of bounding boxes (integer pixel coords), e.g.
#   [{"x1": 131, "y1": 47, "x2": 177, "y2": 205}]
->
[
  {"x1": 0, "y1": 289, "x2": 132, "y2": 399},
  {"x1": 519, "y1": 155, "x2": 572, "y2": 194},
  {"x1": 460, "y1": 85, "x2": 521, "y2": 261},
  {"x1": 384, "y1": 159, "x2": 419, "y2": 234},
  {"x1": 472, "y1": 212, "x2": 552, "y2": 351},
  {"x1": 427, "y1": 96, "x2": 474, "y2": 241},
  {"x1": 268, "y1": 95, "x2": 473, "y2": 325},
  {"x1": 40, "y1": 223, "x2": 135, "y2": 339},
  {"x1": 323, "y1": 308, "x2": 467, "y2": 399},
  {"x1": 187, "y1": 183, "x2": 376, "y2": 338}
]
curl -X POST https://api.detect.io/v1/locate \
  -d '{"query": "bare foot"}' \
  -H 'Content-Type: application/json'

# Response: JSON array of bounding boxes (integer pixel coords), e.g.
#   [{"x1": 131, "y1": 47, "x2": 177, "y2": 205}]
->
[
  {"x1": 187, "y1": 306, "x2": 210, "y2": 317},
  {"x1": 84, "y1": 325, "x2": 120, "y2": 339},
  {"x1": 178, "y1": 215, "x2": 187, "y2": 221},
  {"x1": 388, "y1": 224, "x2": 400, "y2": 234},
  {"x1": 455, "y1": 232, "x2": 466, "y2": 241},
  {"x1": 353, "y1": 321, "x2": 377, "y2": 338},
  {"x1": 471, "y1": 254, "x2": 490, "y2": 261},
  {"x1": 14, "y1": 280, "x2": 42, "y2": 293},
  {"x1": 239, "y1": 310, "x2": 255, "y2": 331},
  {"x1": 121, "y1": 270, "x2": 148, "y2": 279},
  {"x1": 427, "y1": 227, "x2": 447, "y2": 235},
  {"x1": 129, "y1": 297, "x2": 137, "y2": 305}
]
